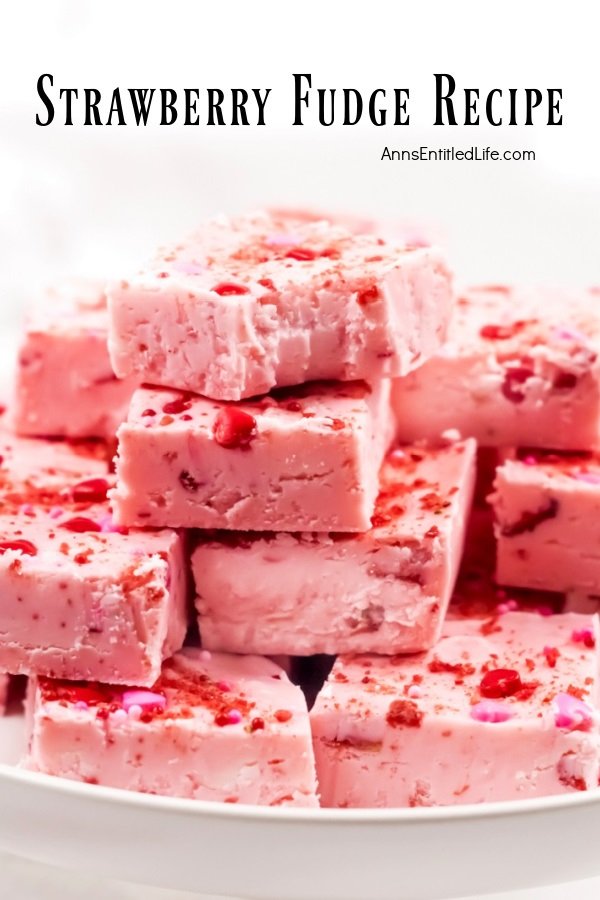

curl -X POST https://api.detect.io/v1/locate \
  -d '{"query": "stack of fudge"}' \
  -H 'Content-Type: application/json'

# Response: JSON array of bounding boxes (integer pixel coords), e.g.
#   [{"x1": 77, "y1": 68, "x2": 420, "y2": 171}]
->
[{"x1": 5, "y1": 210, "x2": 600, "y2": 808}]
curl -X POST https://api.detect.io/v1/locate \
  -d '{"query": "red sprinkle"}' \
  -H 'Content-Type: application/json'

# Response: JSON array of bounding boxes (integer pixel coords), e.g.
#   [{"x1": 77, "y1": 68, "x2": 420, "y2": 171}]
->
[
  {"x1": 141, "y1": 409, "x2": 156, "y2": 417},
  {"x1": 212, "y1": 408, "x2": 257, "y2": 449},
  {"x1": 357, "y1": 285, "x2": 380, "y2": 306},
  {"x1": 553, "y1": 371, "x2": 578, "y2": 391},
  {"x1": 258, "y1": 278, "x2": 276, "y2": 291},
  {"x1": 543, "y1": 646, "x2": 560, "y2": 668},
  {"x1": 274, "y1": 709, "x2": 293, "y2": 723},
  {"x1": 60, "y1": 516, "x2": 102, "y2": 533},
  {"x1": 72, "y1": 478, "x2": 110, "y2": 504},
  {"x1": 480, "y1": 321, "x2": 528, "y2": 341},
  {"x1": 285, "y1": 247, "x2": 316, "y2": 261},
  {"x1": 162, "y1": 396, "x2": 192, "y2": 415},
  {"x1": 479, "y1": 668, "x2": 522, "y2": 699},
  {"x1": 250, "y1": 717, "x2": 265, "y2": 732},
  {"x1": 386, "y1": 699, "x2": 423, "y2": 728},
  {"x1": 501, "y1": 366, "x2": 534, "y2": 404},
  {"x1": 212, "y1": 282, "x2": 250, "y2": 296},
  {"x1": 0, "y1": 539, "x2": 37, "y2": 557}
]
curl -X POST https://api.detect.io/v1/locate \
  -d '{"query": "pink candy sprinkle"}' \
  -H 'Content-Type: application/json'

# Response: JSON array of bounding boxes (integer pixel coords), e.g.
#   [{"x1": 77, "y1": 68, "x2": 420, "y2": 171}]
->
[
  {"x1": 172, "y1": 260, "x2": 205, "y2": 276},
  {"x1": 127, "y1": 705, "x2": 142, "y2": 720},
  {"x1": 571, "y1": 628, "x2": 595, "y2": 646},
  {"x1": 74, "y1": 701, "x2": 88, "y2": 711},
  {"x1": 407, "y1": 685, "x2": 422, "y2": 699},
  {"x1": 226, "y1": 709, "x2": 243, "y2": 725},
  {"x1": 217, "y1": 680, "x2": 232, "y2": 692},
  {"x1": 198, "y1": 649, "x2": 212, "y2": 662},
  {"x1": 111, "y1": 708, "x2": 127, "y2": 721},
  {"x1": 470, "y1": 700, "x2": 513, "y2": 724},
  {"x1": 553, "y1": 325, "x2": 586, "y2": 343},
  {"x1": 265, "y1": 233, "x2": 300, "y2": 248},
  {"x1": 49, "y1": 506, "x2": 64, "y2": 520},
  {"x1": 19, "y1": 503, "x2": 34, "y2": 516},
  {"x1": 522, "y1": 455, "x2": 538, "y2": 466},
  {"x1": 554, "y1": 692, "x2": 594, "y2": 731},
  {"x1": 122, "y1": 690, "x2": 167, "y2": 714},
  {"x1": 496, "y1": 599, "x2": 519, "y2": 615},
  {"x1": 573, "y1": 472, "x2": 600, "y2": 485},
  {"x1": 98, "y1": 513, "x2": 127, "y2": 535},
  {"x1": 537, "y1": 606, "x2": 554, "y2": 617}
]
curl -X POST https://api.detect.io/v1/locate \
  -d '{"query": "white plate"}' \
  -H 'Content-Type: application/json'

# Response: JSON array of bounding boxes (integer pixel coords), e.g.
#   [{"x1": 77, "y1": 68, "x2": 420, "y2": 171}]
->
[{"x1": 1, "y1": 712, "x2": 600, "y2": 900}]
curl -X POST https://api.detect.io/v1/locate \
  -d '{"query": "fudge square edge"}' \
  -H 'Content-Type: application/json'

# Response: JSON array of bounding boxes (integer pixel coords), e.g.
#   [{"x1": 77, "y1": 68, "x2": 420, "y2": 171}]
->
[
  {"x1": 13, "y1": 279, "x2": 137, "y2": 441},
  {"x1": 490, "y1": 448, "x2": 600, "y2": 596},
  {"x1": 107, "y1": 210, "x2": 454, "y2": 401},
  {"x1": 0, "y1": 433, "x2": 188, "y2": 685},
  {"x1": 310, "y1": 611, "x2": 600, "y2": 807},
  {"x1": 192, "y1": 437, "x2": 477, "y2": 656},
  {"x1": 111, "y1": 379, "x2": 393, "y2": 531},
  {"x1": 23, "y1": 648, "x2": 319, "y2": 807},
  {"x1": 393, "y1": 284, "x2": 600, "y2": 450}
]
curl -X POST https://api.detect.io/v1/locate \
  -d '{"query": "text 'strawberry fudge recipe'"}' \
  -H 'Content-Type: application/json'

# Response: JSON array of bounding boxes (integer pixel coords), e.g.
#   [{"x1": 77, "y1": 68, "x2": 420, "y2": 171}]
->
[{"x1": 0, "y1": 206, "x2": 597, "y2": 809}]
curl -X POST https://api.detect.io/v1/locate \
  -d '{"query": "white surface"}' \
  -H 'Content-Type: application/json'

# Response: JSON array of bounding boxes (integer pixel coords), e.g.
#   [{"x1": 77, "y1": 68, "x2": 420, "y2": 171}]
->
[
  {"x1": 3, "y1": 713, "x2": 600, "y2": 900},
  {"x1": 2, "y1": 853, "x2": 600, "y2": 900}
]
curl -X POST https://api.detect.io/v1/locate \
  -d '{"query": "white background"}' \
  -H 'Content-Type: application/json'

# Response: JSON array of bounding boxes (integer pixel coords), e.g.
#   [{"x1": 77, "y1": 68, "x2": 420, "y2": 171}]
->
[
  {"x1": 1, "y1": 1, "x2": 600, "y2": 897},
  {"x1": 1, "y1": 0, "x2": 600, "y2": 317}
]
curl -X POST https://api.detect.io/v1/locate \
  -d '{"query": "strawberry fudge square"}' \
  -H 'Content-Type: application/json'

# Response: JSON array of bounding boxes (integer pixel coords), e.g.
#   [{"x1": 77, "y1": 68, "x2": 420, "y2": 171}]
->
[
  {"x1": 192, "y1": 438, "x2": 476, "y2": 656},
  {"x1": 112, "y1": 379, "x2": 394, "y2": 531},
  {"x1": 311, "y1": 611, "x2": 600, "y2": 808},
  {"x1": 491, "y1": 448, "x2": 600, "y2": 596},
  {"x1": 393, "y1": 285, "x2": 600, "y2": 450},
  {"x1": 0, "y1": 434, "x2": 187, "y2": 685},
  {"x1": 23, "y1": 648, "x2": 318, "y2": 807},
  {"x1": 107, "y1": 210, "x2": 453, "y2": 401},
  {"x1": 14, "y1": 280, "x2": 137, "y2": 440}
]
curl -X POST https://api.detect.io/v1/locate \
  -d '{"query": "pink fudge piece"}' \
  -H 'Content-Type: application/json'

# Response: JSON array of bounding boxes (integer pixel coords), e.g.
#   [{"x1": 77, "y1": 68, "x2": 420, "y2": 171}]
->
[
  {"x1": 0, "y1": 434, "x2": 187, "y2": 685},
  {"x1": 192, "y1": 438, "x2": 476, "y2": 656},
  {"x1": 491, "y1": 448, "x2": 600, "y2": 595},
  {"x1": 393, "y1": 285, "x2": 600, "y2": 449},
  {"x1": 112, "y1": 379, "x2": 393, "y2": 531},
  {"x1": 14, "y1": 280, "x2": 137, "y2": 440},
  {"x1": 311, "y1": 611, "x2": 600, "y2": 808},
  {"x1": 23, "y1": 648, "x2": 318, "y2": 807},
  {"x1": 107, "y1": 210, "x2": 453, "y2": 401}
]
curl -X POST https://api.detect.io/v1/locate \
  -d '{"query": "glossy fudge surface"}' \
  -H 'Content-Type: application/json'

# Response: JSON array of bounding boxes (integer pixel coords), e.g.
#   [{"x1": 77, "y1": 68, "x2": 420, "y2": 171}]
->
[
  {"x1": 23, "y1": 649, "x2": 318, "y2": 807},
  {"x1": 192, "y1": 438, "x2": 476, "y2": 656},
  {"x1": 112, "y1": 379, "x2": 393, "y2": 531},
  {"x1": 0, "y1": 434, "x2": 187, "y2": 685},
  {"x1": 491, "y1": 449, "x2": 600, "y2": 595},
  {"x1": 394, "y1": 285, "x2": 600, "y2": 449},
  {"x1": 14, "y1": 280, "x2": 136, "y2": 439},
  {"x1": 108, "y1": 210, "x2": 453, "y2": 400},
  {"x1": 311, "y1": 611, "x2": 600, "y2": 808}
]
